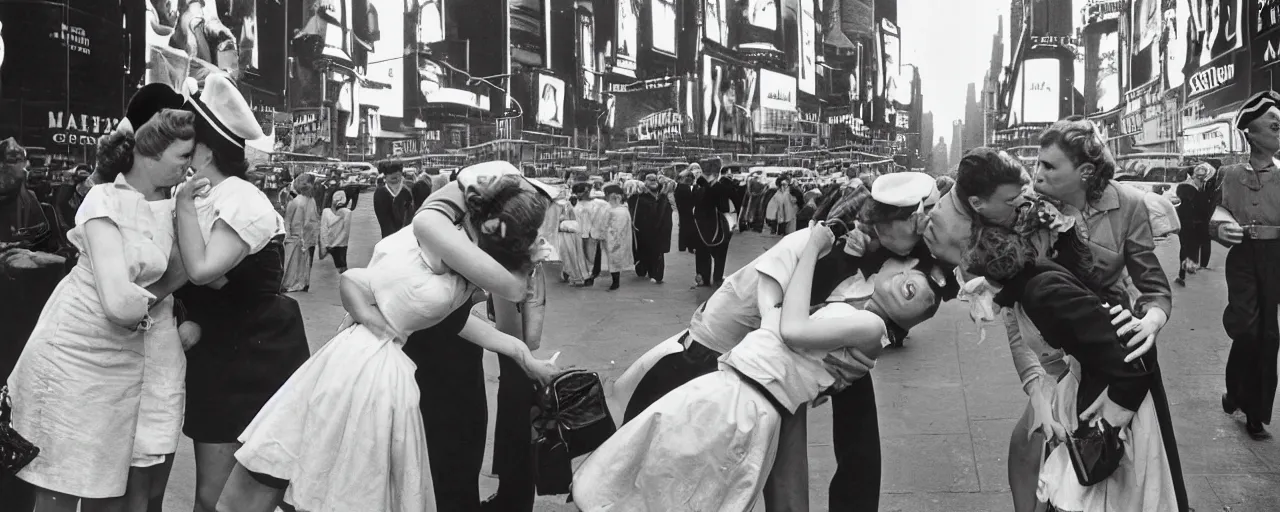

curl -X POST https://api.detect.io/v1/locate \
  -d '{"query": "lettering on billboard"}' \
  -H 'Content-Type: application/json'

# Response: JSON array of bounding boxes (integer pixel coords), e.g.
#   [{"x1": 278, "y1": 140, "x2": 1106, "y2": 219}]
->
[
  {"x1": 536, "y1": 74, "x2": 566, "y2": 128},
  {"x1": 704, "y1": 0, "x2": 728, "y2": 45},
  {"x1": 1259, "y1": 0, "x2": 1280, "y2": 34},
  {"x1": 626, "y1": 111, "x2": 686, "y2": 141},
  {"x1": 43, "y1": 111, "x2": 118, "y2": 147},
  {"x1": 652, "y1": 0, "x2": 677, "y2": 54},
  {"x1": 1085, "y1": 0, "x2": 1125, "y2": 23},
  {"x1": 1187, "y1": 62, "x2": 1235, "y2": 96},
  {"x1": 1181, "y1": 0, "x2": 1242, "y2": 78},
  {"x1": 759, "y1": 69, "x2": 796, "y2": 111},
  {"x1": 614, "y1": 0, "x2": 638, "y2": 76},
  {"x1": 1010, "y1": 58, "x2": 1060, "y2": 125},
  {"x1": 799, "y1": 0, "x2": 816, "y2": 95},
  {"x1": 1257, "y1": 32, "x2": 1280, "y2": 69},
  {"x1": 291, "y1": 109, "x2": 331, "y2": 153},
  {"x1": 701, "y1": 55, "x2": 756, "y2": 141}
]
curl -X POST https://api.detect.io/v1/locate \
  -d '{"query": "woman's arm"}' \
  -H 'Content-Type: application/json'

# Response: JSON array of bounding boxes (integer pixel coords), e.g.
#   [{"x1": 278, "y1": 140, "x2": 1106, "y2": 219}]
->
[
  {"x1": 778, "y1": 229, "x2": 886, "y2": 353},
  {"x1": 338, "y1": 269, "x2": 396, "y2": 339},
  {"x1": 175, "y1": 214, "x2": 250, "y2": 286},
  {"x1": 458, "y1": 314, "x2": 558, "y2": 385},
  {"x1": 145, "y1": 242, "x2": 190, "y2": 304},
  {"x1": 1004, "y1": 308, "x2": 1050, "y2": 397},
  {"x1": 412, "y1": 205, "x2": 528, "y2": 302},
  {"x1": 84, "y1": 219, "x2": 153, "y2": 327}
]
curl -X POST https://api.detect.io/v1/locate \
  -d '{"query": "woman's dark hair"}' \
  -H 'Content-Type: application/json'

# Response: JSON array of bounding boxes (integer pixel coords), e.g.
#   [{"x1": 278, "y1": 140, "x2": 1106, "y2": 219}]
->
[
  {"x1": 955, "y1": 148, "x2": 1027, "y2": 206},
  {"x1": 964, "y1": 223, "x2": 1101, "y2": 294},
  {"x1": 858, "y1": 201, "x2": 917, "y2": 226},
  {"x1": 465, "y1": 175, "x2": 552, "y2": 273},
  {"x1": 96, "y1": 109, "x2": 195, "y2": 183},
  {"x1": 1038, "y1": 116, "x2": 1116, "y2": 203},
  {"x1": 379, "y1": 160, "x2": 404, "y2": 175},
  {"x1": 208, "y1": 141, "x2": 250, "y2": 179}
]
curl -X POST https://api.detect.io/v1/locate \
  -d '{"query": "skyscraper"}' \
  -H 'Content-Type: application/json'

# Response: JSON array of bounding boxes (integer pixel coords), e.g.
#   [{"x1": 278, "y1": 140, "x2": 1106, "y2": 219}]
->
[
  {"x1": 951, "y1": 119, "x2": 964, "y2": 164},
  {"x1": 963, "y1": 83, "x2": 983, "y2": 151},
  {"x1": 931, "y1": 137, "x2": 950, "y2": 175}
]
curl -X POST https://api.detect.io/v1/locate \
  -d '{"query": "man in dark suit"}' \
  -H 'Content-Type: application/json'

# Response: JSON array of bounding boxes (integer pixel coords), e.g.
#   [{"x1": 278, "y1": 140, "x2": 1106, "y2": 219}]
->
[
  {"x1": 673, "y1": 170, "x2": 695, "y2": 252},
  {"x1": 373, "y1": 161, "x2": 415, "y2": 238}
]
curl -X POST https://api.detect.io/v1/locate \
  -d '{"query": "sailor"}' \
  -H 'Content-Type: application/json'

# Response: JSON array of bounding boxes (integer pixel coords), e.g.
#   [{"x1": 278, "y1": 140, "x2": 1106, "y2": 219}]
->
[{"x1": 1214, "y1": 90, "x2": 1280, "y2": 439}]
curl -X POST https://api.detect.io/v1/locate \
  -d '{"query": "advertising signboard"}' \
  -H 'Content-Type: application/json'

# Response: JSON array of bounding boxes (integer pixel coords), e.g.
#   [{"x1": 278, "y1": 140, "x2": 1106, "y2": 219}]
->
[
  {"x1": 142, "y1": 0, "x2": 280, "y2": 93},
  {"x1": 1181, "y1": 122, "x2": 1246, "y2": 155},
  {"x1": 1009, "y1": 58, "x2": 1060, "y2": 125},
  {"x1": 1164, "y1": 0, "x2": 1190, "y2": 90},
  {"x1": 1261, "y1": 0, "x2": 1280, "y2": 34},
  {"x1": 611, "y1": 82, "x2": 684, "y2": 142},
  {"x1": 367, "y1": 0, "x2": 405, "y2": 119},
  {"x1": 580, "y1": 11, "x2": 597, "y2": 100},
  {"x1": 880, "y1": 19, "x2": 901, "y2": 107},
  {"x1": 536, "y1": 74, "x2": 566, "y2": 128},
  {"x1": 701, "y1": 55, "x2": 756, "y2": 141},
  {"x1": 652, "y1": 0, "x2": 677, "y2": 55},
  {"x1": 799, "y1": 0, "x2": 816, "y2": 95},
  {"x1": 705, "y1": 0, "x2": 728, "y2": 46},
  {"x1": 614, "y1": 0, "x2": 638, "y2": 76},
  {"x1": 747, "y1": 0, "x2": 778, "y2": 30},
  {"x1": 756, "y1": 68, "x2": 796, "y2": 135},
  {"x1": 292, "y1": 108, "x2": 331, "y2": 153},
  {"x1": 1084, "y1": 23, "x2": 1122, "y2": 114},
  {"x1": 511, "y1": 0, "x2": 544, "y2": 66}
]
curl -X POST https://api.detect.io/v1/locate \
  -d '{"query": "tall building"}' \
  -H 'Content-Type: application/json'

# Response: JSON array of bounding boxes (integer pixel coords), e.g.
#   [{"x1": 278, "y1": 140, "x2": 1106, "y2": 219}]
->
[
  {"x1": 931, "y1": 137, "x2": 950, "y2": 175},
  {"x1": 963, "y1": 83, "x2": 983, "y2": 152},
  {"x1": 1011, "y1": 0, "x2": 1072, "y2": 40},
  {"x1": 950, "y1": 120, "x2": 964, "y2": 164},
  {"x1": 980, "y1": 15, "x2": 1004, "y2": 146},
  {"x1": 921, "y1": 111, "x2": 934, "y2": 171}
]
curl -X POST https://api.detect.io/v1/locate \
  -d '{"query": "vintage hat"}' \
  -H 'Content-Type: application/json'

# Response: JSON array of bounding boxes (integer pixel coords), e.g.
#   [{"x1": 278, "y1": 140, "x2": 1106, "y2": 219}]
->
[
  {"x1": 871, "y1": 171, "x2": 939, "y2": 208},
  {"x1": 455, "y1": 160, "x2": 560, "y2": 199},
  {"x1": 1234, "y1": 91, "x2": 1280, "y2": 131},
  {"x1": 183, "y1": 73, "x2": 265, "y2": 160},
  {"x1": 119, "y1": 83, "x2": 186, "y2": 135},
  {"x1": 0, "y1": 138, "x2": 26, "y2": 165}
]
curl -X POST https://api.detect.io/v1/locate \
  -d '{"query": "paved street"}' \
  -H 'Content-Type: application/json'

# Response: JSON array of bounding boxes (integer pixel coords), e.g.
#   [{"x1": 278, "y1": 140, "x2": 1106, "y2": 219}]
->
[{"x1": 158, "y1": 191, "x2": 1280, "y2": 512}]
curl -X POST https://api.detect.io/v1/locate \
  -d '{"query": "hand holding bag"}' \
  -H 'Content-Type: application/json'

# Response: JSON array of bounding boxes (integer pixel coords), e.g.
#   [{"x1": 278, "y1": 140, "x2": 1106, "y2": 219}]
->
[
  {"x1": 0, "y1": 385, "x2": 39, "y2": 476},
  {"x1": 1065, "y1": 419, "x2": 1124, "y2": 486},
  {"x1": 531, "y1": 370, "x2": 617, "y2": 495}
]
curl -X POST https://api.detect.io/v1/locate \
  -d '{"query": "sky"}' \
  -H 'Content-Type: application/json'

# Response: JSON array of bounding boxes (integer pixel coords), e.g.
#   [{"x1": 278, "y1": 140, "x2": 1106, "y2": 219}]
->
[{"x1": 899, "y1": 0, "x2": 1091, "y2": 147}]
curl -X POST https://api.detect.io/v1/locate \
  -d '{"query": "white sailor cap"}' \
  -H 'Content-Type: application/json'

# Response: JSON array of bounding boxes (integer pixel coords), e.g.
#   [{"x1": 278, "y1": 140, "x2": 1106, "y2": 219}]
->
[
  {"x1": 183, "y1": 73, "x2": 265, "y2": 160},
  {"x1": 1234, "y1": 91, "x2": 1280, "y2": 131},
  {"x1": 455, "y1": 160, "x2": 561, "y2": 199},
  {"x1": 871, "y1": 171, "x2": 940, "y2": 209}
]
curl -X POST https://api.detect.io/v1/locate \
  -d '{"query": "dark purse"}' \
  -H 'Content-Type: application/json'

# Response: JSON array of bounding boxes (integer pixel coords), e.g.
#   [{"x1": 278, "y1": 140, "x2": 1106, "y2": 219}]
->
[
  {"x1": 531, "y1": 370, "x2": 617, "y2": 496},
  {"x1": 1065, "y1": 419, "x2": 1125, "y2": 486},
  {"x1": 0, "y1": 386, "x2": 39, "y2": 476}
]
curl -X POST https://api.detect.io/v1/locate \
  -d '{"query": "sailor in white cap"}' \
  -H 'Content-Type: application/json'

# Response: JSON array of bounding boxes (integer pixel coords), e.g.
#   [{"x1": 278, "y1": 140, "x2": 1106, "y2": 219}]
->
[{"x1": 1214, "y1": 90, "x2": 1280, "y2": 439}]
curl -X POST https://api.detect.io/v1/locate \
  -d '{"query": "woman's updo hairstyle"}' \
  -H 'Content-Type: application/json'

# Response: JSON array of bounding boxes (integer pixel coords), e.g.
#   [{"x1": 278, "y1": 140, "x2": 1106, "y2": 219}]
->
[
  {"x1": 963, "y1": 225, "x2": 1037, "y2": 283},
  {"x1": 464, "y1": 174, "x2": 552, "y2": 273},
  {"x1": 95, "y1": 109, "x2": 195, "y2": 183},
  {"x1": 1038, "y1": 115, "x2": 1116, "y2": 203}
]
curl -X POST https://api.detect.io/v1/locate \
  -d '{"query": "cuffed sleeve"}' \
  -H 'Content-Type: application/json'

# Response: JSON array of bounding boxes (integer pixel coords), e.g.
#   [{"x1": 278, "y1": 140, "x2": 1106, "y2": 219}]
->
[
  {"x1": 1004, "y1": 307, "x2": 1049, "y2": 396},
  {"x1": 1122, "y1": 196, "x2": 1173, "y2": 318}
]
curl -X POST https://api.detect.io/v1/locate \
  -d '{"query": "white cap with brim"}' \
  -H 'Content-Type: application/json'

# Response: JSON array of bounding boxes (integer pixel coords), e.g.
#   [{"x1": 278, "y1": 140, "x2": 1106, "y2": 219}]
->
[
  {"x1": 871, "y1": 171, "x2": 940, "y2": 208},
  {"x1": 183, "y1": 73, "x2": 265, "y2": 160},
  {"x1": 455, "y1": 160, "x2": 560, "y2": 199}
]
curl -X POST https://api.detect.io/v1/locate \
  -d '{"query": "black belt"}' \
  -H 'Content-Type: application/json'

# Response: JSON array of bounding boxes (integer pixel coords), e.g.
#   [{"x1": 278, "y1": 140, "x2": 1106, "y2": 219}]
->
[
  {"x1": 726, "y1": 365, "x2": 791, "y2": 417},
  {"x1": 1243, "y1": 225, "x2": 1280, "y2": 241}
]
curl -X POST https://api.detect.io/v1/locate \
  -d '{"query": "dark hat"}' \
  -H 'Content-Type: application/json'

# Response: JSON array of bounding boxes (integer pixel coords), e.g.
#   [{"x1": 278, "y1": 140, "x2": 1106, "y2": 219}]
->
[
  {"x1": 183, "y1": 74, "x2": 265, "y2": 160},
  {"x1": 121, "y1": 83, "x2": 186, "y2": 135},
  {"x1": 1235, "y1": 91, "x2": 1280, "y2": 131}
]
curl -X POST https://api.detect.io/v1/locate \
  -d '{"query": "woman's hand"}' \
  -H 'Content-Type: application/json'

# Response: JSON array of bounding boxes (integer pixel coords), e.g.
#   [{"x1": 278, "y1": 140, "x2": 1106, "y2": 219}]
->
[
  {"x1": 1117, "y1": 307, "x2": 1167, "y2": 362},
  {"x1": 530, "y1": 238, "x2": 554, "y2": 264},
  {"x1": 176, "y1": 176, "x2": 211, "y2": 205},
  {"x1": 524, "y1": 351, "x2": 563, "y2": 386},
  {"x1": 842, "y1": 226, "x2": 872, "y2": 257},
  {"x1": 1029, "y1": 379, "x2": 1066, "y2": 443},
  {"x1": 1080, "y1": 387, "x2": 1137, "y2": 429}
]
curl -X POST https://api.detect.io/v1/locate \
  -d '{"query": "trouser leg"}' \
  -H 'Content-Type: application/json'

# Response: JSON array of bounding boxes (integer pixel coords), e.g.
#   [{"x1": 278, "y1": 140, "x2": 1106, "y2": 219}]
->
[
  {"x1": 695, "y1": 247, "x2": 712, "y2": 286},
  {"x1": 489, "y1": 355, "x2": 535, "y2": 510},
  {"x1": 829, "y1": 374, "x2": 882, "y2": 511},
  {"x1": 1223, "y1": 241, "x2": 1280, "y2": 424},
  {"x1": 1198, "y1": 232, "x2": 1213, "y2": 267},
  {"x1": 649, "y1": 253, "x2": 665, "y2": 282},
  {"x1": 711, "y1": 238, "x2": 731, "y2": 285},
  {"x1": 409, "y1": 329, "x2": 487, "y2": 512}
]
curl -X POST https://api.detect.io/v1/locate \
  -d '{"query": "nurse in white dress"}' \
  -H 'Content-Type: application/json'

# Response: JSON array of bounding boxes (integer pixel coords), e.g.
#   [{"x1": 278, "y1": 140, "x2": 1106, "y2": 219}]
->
[
  {"x1": 572, "y1": 225, "x2": 943, "y2": 511},
  {"x1": 6, "y1": 109, "x2": 195, "y2": 510},
  {"x1": 216, "y1": 161, "x2": 564, "y2": 512}
]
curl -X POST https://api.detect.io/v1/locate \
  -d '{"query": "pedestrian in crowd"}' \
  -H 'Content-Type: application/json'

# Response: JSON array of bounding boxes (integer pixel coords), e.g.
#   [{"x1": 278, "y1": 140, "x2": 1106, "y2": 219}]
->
[
  {"x1": 282, "y1": 173, "x2": 319, "y2": 292},
  {"x1": 741, "y1": 174, "x2": 770, "y2": 232},
  {"x1": 373, "y1": 160, "x2": 414, "y2": 238},
  {"x1": 689, "y1": 158, "x2": 735, "y2": 287},
  {"x1": 1214, "y1": 91, "x2": 1280, "y2": 441},
  {"x1": 601, "y1": 183, "x2": 634, "y2": 291},
  {"x1": 50, "y1": 164, "x2": 93, "y2": 236},
  {"x1": 548, "y1": 187, "x2": 588, "y2": 285},
  {"x1": 1175, "y1": 162, "x2": 1215, "y2": 285},
  {"x1": 342, "y1": 175, "x2": 363, "y2": 211},
  {"x1": 171, "y1": 74, "x2": 310, "y2": 512},
  {"x1": 5, "y1": 100, "x2": 195, "y2": 510},
  {"x1": 615, "y1": 173, "x2": 954, "y2": 512},
  {"x1": 319, "y1": 189, "x2": 352, "y2": 273},
  {"x1": 411, "y1": 170, "x2": 434, "y2": 211},
  {"x1": 964, "y1": 222, "x2": 1181, "y2": 511},
  {"x1": 796, "y1": 187, "x2": 821, "y2": 228},
  {"x1": 575, "y1": 181, "x2": 610, "y2": 286},
  {"x1": 575, "y1": 225, "x2": 943, "y2": 510},
  {"x1": 630, "y1": 173, "x2": 673, "y2": 284},
  {"x1": 1020, "y1": 116, "x2": 1185, "y2": 511},
  {"x1": 216, "y1": 161, "x2": 562, "y2": 512},
  {"x1": 673, "y1": 170, "x2": 696, "y2": 252},
  {"x1": 766, "y1": 175, "x2": 801, "y2": 235}
]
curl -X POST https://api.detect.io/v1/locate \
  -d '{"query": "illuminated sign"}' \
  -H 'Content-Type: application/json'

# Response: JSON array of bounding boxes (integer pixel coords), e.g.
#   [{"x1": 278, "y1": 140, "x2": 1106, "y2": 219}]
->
[
  {"x1": 1256, "y1": 32, "x2": 1280, "y2": 69},
  {"x1": 1259, "y1": 0, "x2": 1280, "y2": 34},
  {"x1": 1187, "y1": 62, "x2": 1235, "y2": 97},
  {"x1": 759, "y1": 69, "x2": 796, "y2": 111}
]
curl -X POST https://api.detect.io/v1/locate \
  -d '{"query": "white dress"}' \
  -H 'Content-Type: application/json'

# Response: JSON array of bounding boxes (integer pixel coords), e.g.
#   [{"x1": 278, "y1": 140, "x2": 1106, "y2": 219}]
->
[
  {"x1": 234, "y1": 225, "x2": 475, "y2": 512},
  {"x1": 573, "y1": 303, "x2": 883, "y2": 512},
  {"x1": 132, "y1": 198, "x2": 186, "y2": 468},
  {"x1": 7, "y1": 176, "x2": 172, "y2": 498}
]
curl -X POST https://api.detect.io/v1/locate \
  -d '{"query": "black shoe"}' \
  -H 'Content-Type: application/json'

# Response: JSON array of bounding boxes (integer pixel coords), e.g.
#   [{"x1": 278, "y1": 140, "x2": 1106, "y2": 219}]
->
[
  {"x1": 1247, "y1": 419, "x2": 1272, "y2": 440},
  {"x1": 609, "y1": 283, "x2": 620, "y2": 291},
  {"x1": 584, "y1": 278, "x2": 594, "y2": 286},
  {"x1": 1175, "y1": 277, "x2": 1185, "y2": 286},
  {"x1": 1223, "y1": 393, "x2": 1238, "y2": 415}
]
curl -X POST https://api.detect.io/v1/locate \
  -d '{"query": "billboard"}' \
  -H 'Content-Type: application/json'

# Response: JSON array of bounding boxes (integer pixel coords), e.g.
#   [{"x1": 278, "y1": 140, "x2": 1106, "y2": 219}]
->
[
  {"x1": 701, "y1": 55, "x2": 756, "y2": 141},
  {"x1": 704, "y1": 0, "x2": 728, "y2": 46},
  {"x1": 757, "y1": 68, "x2": 796, "y2": 135},
  {"x1": 511, "y1": 0, "x2": 544, "y2": 66},
  {"x1": 536, "y1": 74, "x2": 566, "y2": 128},
  {"x1": 580, "y1": 11, "x2": 597, "y2": 100},
  {"x1": 1182, "y1": 0, "x2": 1242, "y2": 76},
  {"x1": 289, "y1": 0, "x2": 355, "y2": 110},
  {"x1": 367, "y1": 0, "x2": 405, "y2": 119},
  {"x1": 651, "y1": 0, "x2": 677, "y2": 54},
  {"x1": 614, "y1": 0, "x2": 638, "y2": 76},
  {"x1": 747, "y1": 0, "x2": 778, "y2": 30},
  {"x1": 1009, "y1": 58, "x2": 1060, "y2": 125},
  {"x1": 1163, "y1": 0, "x2": 1191, "y2": 90},
  {"x1": 880, "y1": 19, "x2": 902, "y2": 107},
  {"x1": 611, "y1": 83, "x2": 684, "y2": 142},
  {"x1": 1085, "y1": 24, "x2": 1122, "y2": 114},
  {"x1": 798, "y1": 0, "x2": 816, "y2": 95}
]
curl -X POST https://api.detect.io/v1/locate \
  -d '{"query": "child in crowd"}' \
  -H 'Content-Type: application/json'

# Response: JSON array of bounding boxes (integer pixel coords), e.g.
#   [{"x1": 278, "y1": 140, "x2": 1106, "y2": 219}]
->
[{"x1": 320, "y1": 190, "x2": 353, "y2": 273}]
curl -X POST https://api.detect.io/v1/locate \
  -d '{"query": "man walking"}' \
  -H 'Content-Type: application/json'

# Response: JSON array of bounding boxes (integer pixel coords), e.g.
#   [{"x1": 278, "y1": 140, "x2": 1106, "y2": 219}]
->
[{"x1": 1214, "y1": 91, "x2": 1280, "y2": 439}]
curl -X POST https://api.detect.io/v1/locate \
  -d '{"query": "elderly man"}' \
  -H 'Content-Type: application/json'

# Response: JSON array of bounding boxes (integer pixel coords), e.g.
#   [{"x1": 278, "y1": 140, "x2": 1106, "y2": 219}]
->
[
  {"x1": 1214, "y1": 91, "x2": 1280, "y2": 439},
  {"x1": 616, "y1": 172, "x2": 957, "y2": 511}
]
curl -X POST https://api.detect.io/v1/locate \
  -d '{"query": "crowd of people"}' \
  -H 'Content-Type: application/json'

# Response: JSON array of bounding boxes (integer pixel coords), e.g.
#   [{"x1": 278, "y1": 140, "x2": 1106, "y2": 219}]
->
[{"x1": 1, "y1": 67, "x2": 1278, "y2": 512}]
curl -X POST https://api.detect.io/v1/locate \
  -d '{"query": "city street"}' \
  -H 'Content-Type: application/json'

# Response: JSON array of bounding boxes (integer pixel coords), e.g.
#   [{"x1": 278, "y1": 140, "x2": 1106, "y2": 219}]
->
[{"x1": 156, "y1": 192, "x2": 1280, "y2": 512}]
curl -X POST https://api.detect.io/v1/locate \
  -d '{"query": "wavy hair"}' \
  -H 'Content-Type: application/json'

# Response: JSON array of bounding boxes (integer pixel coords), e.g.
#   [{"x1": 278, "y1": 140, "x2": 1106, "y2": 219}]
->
[
  {"x1": 463, "y1": 175, "x2": 552, "y2": 273},
  {"x1": 96, "y1": 109, "x2": 195, "y2": 183},
  {"x1": 1038, "y1": 116, "x2": 1116, "y2": 203}
]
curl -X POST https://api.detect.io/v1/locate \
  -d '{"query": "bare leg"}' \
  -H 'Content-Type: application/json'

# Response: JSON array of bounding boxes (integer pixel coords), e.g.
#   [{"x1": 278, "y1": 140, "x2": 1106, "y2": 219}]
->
[
  {"x1": 215, "y1": 464, "x2": 286, "y2": 512},
  {"x1": 763, "y1": 406, "x2": 810, "y2": 512},
  {"x1": 1008, "y1": 400, "x2": 1048, "y2": 512},
  {"x1": 32, "y1": 487, "x2": 81, "y2": 512},
  {"x1": 192, "y1": 442, "x2": 239, "y2": 512}
]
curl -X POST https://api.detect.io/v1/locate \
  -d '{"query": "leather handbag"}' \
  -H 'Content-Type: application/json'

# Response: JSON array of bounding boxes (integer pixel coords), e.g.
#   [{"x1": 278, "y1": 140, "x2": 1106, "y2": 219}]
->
[
  {"x1": 1065, "y1": 419, "x2": 1124, "y2": 486},
  {"x1": 531, "y1": 371, "x2": 617, "y2": 496},
  {"x1": 0, "y1": 385, "x2": 39, "y2": 476}
]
